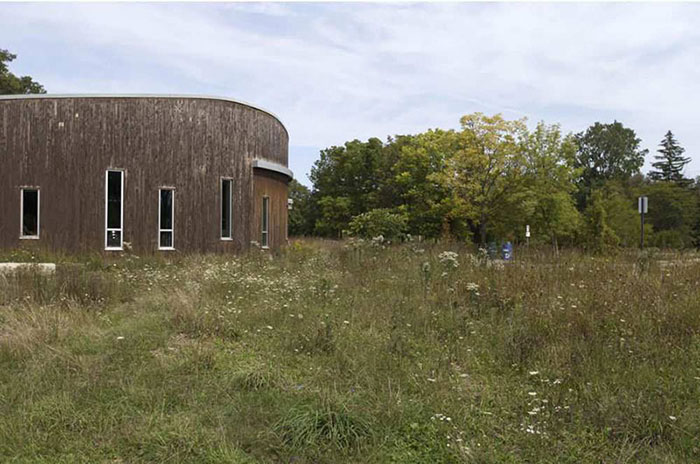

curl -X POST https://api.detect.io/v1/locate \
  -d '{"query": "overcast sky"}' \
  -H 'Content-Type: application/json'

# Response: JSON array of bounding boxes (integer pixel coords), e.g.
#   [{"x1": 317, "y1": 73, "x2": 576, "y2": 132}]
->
[{"x1": 2, "y1": 2, "x2": 700, "y2": 186}]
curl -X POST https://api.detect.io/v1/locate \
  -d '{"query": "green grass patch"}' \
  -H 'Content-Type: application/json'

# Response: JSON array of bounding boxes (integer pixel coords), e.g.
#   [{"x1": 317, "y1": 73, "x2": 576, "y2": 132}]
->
[{"x1": 1, "y1": 241, "x2": 699, "y2": 462}]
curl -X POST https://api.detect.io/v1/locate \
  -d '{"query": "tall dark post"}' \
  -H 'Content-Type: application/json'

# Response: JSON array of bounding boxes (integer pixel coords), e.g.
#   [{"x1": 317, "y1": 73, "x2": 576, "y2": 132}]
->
[{"x1": 638, "y1": 196, "x2": 647, "y2": 250}]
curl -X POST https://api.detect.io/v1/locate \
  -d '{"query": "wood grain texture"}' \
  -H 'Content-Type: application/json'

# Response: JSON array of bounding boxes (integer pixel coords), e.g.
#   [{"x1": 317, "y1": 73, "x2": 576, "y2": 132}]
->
[
  {"x1": 252, "y1": 169, "x2": 289, "y2": 249},
  {"x1": 0, "y1": 96, "x2": 289, "y2": 253}
]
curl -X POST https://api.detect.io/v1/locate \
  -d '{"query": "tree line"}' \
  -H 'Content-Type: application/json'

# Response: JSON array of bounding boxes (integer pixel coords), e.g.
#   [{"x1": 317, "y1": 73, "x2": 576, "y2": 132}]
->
[
  {"x1": 290, "y1": 114, "x2": 700, "y2": 250},
  {"x1": 2, "y1": 48, "x2": 698, "y2": 250}
]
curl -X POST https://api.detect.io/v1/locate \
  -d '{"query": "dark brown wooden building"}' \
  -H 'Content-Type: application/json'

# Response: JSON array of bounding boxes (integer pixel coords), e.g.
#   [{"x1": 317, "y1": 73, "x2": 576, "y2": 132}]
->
[{"x1": 0, "y1": 95, "x2": 292, "y2": 254}]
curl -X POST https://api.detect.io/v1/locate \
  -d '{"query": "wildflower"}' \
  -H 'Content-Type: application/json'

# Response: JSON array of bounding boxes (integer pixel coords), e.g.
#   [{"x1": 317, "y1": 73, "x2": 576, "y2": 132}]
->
[
  {"x1": 343, "y1": 320, "x2": 350, "y2": 325},
  {"x1": 669, "y1": 416, "x2": 677, "y2": 421},
  {"x1": 529, "y1": 371, "x2": 539, "y2": 376},
  {"x1": 438, "y1": 251, "x2": 459, "y2": 268},
  {"x1": 466, "y1": 282, "x2": 479, "y2": 292}
]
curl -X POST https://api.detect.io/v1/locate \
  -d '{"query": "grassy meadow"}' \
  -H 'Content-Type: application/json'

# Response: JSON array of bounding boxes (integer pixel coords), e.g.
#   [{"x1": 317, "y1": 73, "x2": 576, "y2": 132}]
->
[{"x1": 1, "y1": 240, "x2": 699, "y2": 463}]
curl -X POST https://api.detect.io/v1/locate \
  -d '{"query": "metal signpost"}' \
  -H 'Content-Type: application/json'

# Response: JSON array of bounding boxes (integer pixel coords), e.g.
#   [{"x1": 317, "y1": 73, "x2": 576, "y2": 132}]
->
[
  {"x1": 638, "y1": 196, "x2": 648, "y2": 249},
  {"x1": 525, "y1": 224, "x2": 530, "y2": 247}
]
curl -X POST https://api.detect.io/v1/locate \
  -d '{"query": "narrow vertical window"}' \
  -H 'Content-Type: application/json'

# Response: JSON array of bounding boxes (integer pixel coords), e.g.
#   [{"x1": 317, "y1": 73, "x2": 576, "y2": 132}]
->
[
  {"x1": 261, "y1": 196, "x2": 270, "y2": 248},
  {"x1": 20, "y1": 188, "x2": 40, "y2": 239},
  {"x1": 221, "y1": 179, "x2": 232, "y2": 239},
  {"x1": 159, "y1": 189, "x2": 174, "y2": 250},
  {"x1": 105, "y1": 170, "x2": 124, "y2": 250}
]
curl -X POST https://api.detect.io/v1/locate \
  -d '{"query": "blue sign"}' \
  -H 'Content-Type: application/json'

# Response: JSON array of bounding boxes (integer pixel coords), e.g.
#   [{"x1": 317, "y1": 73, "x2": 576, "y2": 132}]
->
[{"x1": 502, "y1": 241, "x2": 513, "y2": 261}]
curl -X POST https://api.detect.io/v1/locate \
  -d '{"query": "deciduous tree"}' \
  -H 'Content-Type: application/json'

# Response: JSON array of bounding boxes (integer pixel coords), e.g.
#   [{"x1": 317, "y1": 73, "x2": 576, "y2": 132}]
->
[
  {"x1": 643, "y1": 181, "x2": 698, "y2": 248},
  {"x1": 385, "y1": 130, "x2": 457, "y2": 239},
  {"x1": 436, "y1": 113, "x2": 529, "y2": 245},
  {"x1": 0, "y1": 49, "x2": 46, "y2": 94},
  {"x1": 310, "y1": 138, "x2": 387, "y2": 235},
  {"x1": 574, "y1": 121, "x2": 647, "y2": 207},
  {"x1": 288, "y1": 179, "x2": 314, "y2": 237},
  {"x1": 518, "y1": 122, "x2": 581, "y2": 249}
]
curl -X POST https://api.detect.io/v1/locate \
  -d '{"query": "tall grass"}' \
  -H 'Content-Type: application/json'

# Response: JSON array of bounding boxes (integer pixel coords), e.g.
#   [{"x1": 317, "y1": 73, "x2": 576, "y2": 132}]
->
[{"x1": 0, "y1": 240, "x2": 699, "y2": 462}]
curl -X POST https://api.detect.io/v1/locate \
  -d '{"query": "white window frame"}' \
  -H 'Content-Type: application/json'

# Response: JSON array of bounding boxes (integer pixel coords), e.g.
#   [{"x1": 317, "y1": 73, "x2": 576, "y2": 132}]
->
[
  {"x1": 105, "y1": 169, "x2": 124, "y2": 251},
  {"x1": 221, "y1": 177, "x2": 233, "y2": 240},
  {"x1": 19, "y1": 187, "x2": 40, "y2": 240},
  {"x1": 158, "y1": 188, "x2": 175, "y2": 251},
  {"x1": 261, "y1": 195, "x2": 270, "y2": 249}
]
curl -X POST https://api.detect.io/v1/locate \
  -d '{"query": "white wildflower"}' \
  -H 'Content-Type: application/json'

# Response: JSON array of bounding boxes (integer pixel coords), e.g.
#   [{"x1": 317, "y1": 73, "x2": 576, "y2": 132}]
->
[{"x1": 438, "y1": 251, "x2": 459, "y2": 268}]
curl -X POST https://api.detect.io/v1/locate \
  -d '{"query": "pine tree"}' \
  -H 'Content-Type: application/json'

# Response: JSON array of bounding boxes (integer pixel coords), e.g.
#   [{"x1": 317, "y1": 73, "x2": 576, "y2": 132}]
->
[{"x1": 649, "y1": 131, "x2": 691, "y2": 185}]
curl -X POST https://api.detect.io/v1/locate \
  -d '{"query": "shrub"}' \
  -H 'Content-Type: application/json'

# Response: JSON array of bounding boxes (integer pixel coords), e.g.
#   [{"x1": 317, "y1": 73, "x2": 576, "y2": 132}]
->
[{"x1": 347, "y1": 208, "x2": 408, "y2": 241}]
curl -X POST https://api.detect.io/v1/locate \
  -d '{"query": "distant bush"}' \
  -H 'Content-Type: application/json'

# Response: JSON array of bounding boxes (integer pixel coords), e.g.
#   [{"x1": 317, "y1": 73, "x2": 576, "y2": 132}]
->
[
  {"x1": 650, "y1": 229, "x2": 694, "y2": 249},
  {"x1": 347, "y1": 208, "x2": 408, "y2": 241}
]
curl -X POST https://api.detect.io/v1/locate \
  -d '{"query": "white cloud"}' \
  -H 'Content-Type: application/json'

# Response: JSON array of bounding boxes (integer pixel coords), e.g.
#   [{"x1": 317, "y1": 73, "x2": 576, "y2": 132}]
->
[{"x1": 2, "y1": 2, "x2": 700, "y2": 184}]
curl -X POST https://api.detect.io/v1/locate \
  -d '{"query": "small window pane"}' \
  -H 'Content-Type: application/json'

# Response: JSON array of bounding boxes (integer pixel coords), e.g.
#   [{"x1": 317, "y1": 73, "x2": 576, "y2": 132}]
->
[
  {"x1": 262, "y1": 198, "x2": 269, "y2": 231},
  {"x1": 107, "y1": 230, "x2": 121, "y2": 248},
  {"x1": 261, "y1": 197, "x2": 269, "y2": 247},
  {"x1": 22, "y1": 189, "x2": 39, "y2": 237},
  {"x1": 221, "y1": 179, "x2": 232, "y2": 238},
  {"x1": 160, "y1": 231, "x2": 173, "y2": 248},
  {"x1": 160, "y1": 190, "x2": 173, "y2": 230}
]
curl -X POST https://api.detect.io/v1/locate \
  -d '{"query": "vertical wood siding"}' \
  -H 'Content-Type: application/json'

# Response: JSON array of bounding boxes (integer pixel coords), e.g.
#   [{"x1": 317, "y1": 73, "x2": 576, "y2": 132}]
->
[
  {"x1": 0, "y1": 97, "x2": 289, "y2": 253},
  {"x1": 252, "y1": 169, "x2": 289, "y2": 249}
]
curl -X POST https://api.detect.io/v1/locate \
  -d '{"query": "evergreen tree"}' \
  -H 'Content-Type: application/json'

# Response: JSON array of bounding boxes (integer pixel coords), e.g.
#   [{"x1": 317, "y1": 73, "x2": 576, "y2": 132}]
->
[{"x1": 648, "y1": 131, "x2": 691, "y2": 185}]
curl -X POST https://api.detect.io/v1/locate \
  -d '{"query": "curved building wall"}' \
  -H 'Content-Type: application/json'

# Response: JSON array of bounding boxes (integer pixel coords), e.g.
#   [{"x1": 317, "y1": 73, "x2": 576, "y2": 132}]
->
[{"x1": 0, "y1": 95, "x2": 290, "y2": 253}]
